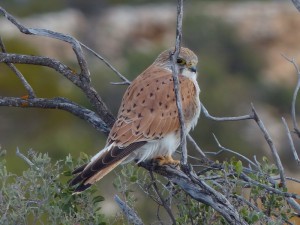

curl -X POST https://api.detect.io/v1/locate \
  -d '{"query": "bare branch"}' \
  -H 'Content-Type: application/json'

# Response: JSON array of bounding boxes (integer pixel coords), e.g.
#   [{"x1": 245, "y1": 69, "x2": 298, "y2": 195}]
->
[
  {"x1": 209, "y1": 134, "x2": 259, "y2": 169},
  {"x1": 282, "y1": 117, "x2": 300, "y2": 165},
  {"x1": 0, "y1": 8, "x2": 115, "y2": 129},
  {"x1": 287, "y1": 198, "x2": 300, "y2": 216},
  {"x1": 171, "y1": 0, "x2": 188, "y2": 166},
  {"x1": 139, "y1": 162, "x2": 248, "y2": 225},
  {"x1": 232, "y1": 194, "x2": 274, "y2": 224},
  {"x1": 240, "y1": 172, "x2": 300, "y2": 199},
  {"x1": 251, "y1": 104, "x2": 287, "y2": 188},
  {"x1": 80, "y1": 43, "x2": 131, "y2": 85},
  {"x1": 291, "y1": 0, "x2": 300, "y2": 12},
  {"x1": 114, "y1": 195, "x2": 144, "y2": 225},
  {"x1": 110, "y1": 81, "x2": 131, "y2": 85},
  {"x1": 201, "y1": 104, "x2": 254, "y2": 121},
  {"x1": 286, "y1": 177, "x2": 300, "y2": 183},
  {"x1": 149, "y1": 171, "x2": 176, "y2": 225},
  {"x1": 16, "y1": 147, "x2": 34, "y2": 167},
  {"x1": 281, "y1": 54, "x2": 300, "y2": 137},
  {"x1": 187, "y1": 134, "x2": 207, "y2": 158},
  {"x1": 0, "y1": 96, "x2": 110, "y2": 134},
  {"x1": 0, "y1": 37, "x2": 36, "y2": 98},
  {"x1": 0, "y1": 7, "x2": 90, "y2": 80},
  {"x1": 0, "y1": 53, "x2": 79, "y2": 83}
]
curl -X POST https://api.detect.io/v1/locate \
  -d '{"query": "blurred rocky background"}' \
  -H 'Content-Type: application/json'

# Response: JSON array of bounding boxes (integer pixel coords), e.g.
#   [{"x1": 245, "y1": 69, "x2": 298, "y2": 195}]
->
[{"x1": 1, "y1": 0, "x2": 300, "y2": 222}]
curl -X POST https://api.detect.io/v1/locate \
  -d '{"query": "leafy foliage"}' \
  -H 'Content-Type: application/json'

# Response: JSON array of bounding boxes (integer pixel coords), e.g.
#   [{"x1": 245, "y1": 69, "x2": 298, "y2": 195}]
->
[
  {"x1": 114, "y1": 157, "x2": 295, "y2": 224},
  {"x1": 0, "y1": 148, "x2": 106, "y2": 225}
]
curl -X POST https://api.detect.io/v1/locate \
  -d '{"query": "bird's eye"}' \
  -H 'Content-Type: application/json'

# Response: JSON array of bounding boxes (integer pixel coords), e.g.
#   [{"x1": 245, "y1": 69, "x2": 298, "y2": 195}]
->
[{"x1": 177, "y1": 58, "x2": 186, "y2": 65}]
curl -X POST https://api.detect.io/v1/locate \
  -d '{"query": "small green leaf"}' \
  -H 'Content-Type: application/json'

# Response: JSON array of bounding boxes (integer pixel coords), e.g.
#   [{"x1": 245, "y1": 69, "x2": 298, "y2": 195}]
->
[
  {"x1": 251, "y1": 213, "x2": 259, "y2": 223},
  {"x1": 234, "y1": 160, "x2": 243, "y2": 176},
  {"x1": 93, "y1": 195, "x2": 105, "y2": 204},
  {"x1": 262, "y1": 156, "x2": 268, "y2": 163},
  {"x1": 80, "y1": 152, "x2": 89, "y2": 161},
  {"x1": 62, "y1": 170, "x2": 72, "y2": 176},
  {"x1": 130, "y1": 175, "x2": 137, "y2": 182}
]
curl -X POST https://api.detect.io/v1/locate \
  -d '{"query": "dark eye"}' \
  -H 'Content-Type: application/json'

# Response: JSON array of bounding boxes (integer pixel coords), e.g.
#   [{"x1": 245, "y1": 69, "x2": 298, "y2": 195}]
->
[{"x1": 177, "y1": 58, "x2": 186, "y2": 65}]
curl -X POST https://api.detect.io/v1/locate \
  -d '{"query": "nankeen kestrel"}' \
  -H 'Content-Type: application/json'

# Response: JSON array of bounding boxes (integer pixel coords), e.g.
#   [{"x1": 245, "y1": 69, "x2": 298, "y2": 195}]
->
[{"x1": 70, "y1": 47, "x2": 200, "y2": 192}]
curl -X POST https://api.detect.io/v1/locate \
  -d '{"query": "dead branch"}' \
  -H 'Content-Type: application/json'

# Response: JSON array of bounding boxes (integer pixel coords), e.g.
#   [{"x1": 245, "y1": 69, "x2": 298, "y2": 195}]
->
[
  {"x1": 0, "y1": 6, "x2": 115, "y2": 130},
  {"x1": 251, "y1": 104, "x2": 287, "y2": 188},
  {"x1": 139, "y1": 162, "x2": 248, "y2": 225},
  {"x1": 201, "y1": 104, "x2": 254, "y2": 121},
  {"x1": 80, "y1": 43, "x2": 131, "y2": 85},
  {"x1": 282, "y1": 117, "x2": 300, "y2": 165},
  {"x1": 114, "y1": 195, "x2": 144, "y2": 225},
  {"x1": 170, "y1": 0, "x2": 188, "y2": 166},
  {"x1": 291, "y1": 0, "x2": 300, "y2": 12},
  {"x1": 282, "y1": 54, "x2": 300, "y2": 137},
  {"x1": 149, "y1": 171, "x2": 176, "y2": 224},
  {"x1": 0, "y1": 38, "x2": 36, "y2": 98},
  {"x1": 209, "y1": 134, "x2": 259, "y2": 169},
  {"x1": 0, "y1": 96, "x2": 109, "y2": 134}
]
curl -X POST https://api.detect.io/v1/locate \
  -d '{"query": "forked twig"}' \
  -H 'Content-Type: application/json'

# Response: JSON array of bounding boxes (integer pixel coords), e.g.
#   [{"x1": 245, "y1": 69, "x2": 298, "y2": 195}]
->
[
  {"x1": 149, "y1": 171, "x2": 176, "y2": 224},
  {"x1": 209, "y1": 134, "x2": 258, "y2": 169}
]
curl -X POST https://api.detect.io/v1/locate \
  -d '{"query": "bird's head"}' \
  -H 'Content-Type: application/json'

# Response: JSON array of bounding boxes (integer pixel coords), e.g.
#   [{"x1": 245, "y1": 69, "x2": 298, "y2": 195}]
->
[{"x1": 154, "y1": 47, "x2": 198, "y2": 79}]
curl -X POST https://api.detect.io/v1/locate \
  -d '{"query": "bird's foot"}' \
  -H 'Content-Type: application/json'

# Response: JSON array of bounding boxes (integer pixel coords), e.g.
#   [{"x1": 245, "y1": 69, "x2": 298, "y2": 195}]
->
[{"x1": 154, "y1": 155, "x2": 180, "y2": 167}]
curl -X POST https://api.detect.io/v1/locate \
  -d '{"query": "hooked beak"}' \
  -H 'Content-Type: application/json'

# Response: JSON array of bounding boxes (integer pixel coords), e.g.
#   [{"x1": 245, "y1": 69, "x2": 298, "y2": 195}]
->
[{"x1": 189, "y1": 66, "x2": 197, "y2": 73}]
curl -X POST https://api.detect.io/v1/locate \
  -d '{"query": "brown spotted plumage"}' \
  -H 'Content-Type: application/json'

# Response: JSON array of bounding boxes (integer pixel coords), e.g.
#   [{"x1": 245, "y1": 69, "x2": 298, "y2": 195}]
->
[{"x1": 70, "y1": 47, "x2": 200, "y2": 193}]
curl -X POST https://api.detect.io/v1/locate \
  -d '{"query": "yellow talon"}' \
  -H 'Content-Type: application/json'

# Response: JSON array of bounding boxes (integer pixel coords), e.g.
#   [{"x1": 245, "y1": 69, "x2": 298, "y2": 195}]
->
[{"x1": 154, "y1": 155, "x2": 180, "y2": 166}]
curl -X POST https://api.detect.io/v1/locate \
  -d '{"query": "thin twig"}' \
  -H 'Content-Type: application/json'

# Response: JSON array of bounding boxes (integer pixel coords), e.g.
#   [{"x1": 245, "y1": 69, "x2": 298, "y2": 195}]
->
[
  {"x1": 287, "y1": 198, "x2": 300, "y2": 216},
  {"x1": 149, "y1": 171, "x2": 177, "y2": 225},
  {"x1": 187, "y1": 134, "x2": 206, "y2": 158},
  {"x1": 0, "y1": 37, "x2": 36, "y2": 98},
  {"x1": 16, "y1": 147, "x2": 34, "y2": 167},
  {"x1": 232, "y1": 194, "x2": 274, "y2": 224},
  {"x1": 80, "y1": 42, "x2": 131, "y2": 85},
  {"x1": 291, "y1": 0, "x2": 300, "y2": 12},
  {"x1": 110, "y1": 81, "x2": 131, "y2": 85},
  {"x1": 251, "y1": 104, "x2": 287, "y2": 188},
  {"x1": 282, "y1": 117, "x2": 300, "y2": 165},
  {"x1": 171, "y1": 0, "x2": 187, "y2": 166},
  {"x1": 281, "y1": 54, "x2": 300, "y2": 137},
  {"x1": 240, "y1": 172, "x2": 300, "y2": 199},
  {"x1": 253, "y1": 155, "x2": 262, "y2": 171},
  {"x1": 207, "y1": 134, "x2": 258, "y2": 169},
  {"x1": 201, "y1": 104, "x2": 254, "y2": 121},
  {"x1": 114, "y1": 195, "x2": 144, "y2": 225},
  {"x1": 274, "y1": 176, "x2": 300, "y2": 184},
  {"x1": 0, "y1": 96, "x2": 110, "y2": 134}
]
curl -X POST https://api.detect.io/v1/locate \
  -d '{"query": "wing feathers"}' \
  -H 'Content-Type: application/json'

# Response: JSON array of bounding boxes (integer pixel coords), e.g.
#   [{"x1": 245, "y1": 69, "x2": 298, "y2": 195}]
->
[{"x1": 108, "y1": 70, "x2": 197, "y2": 145}]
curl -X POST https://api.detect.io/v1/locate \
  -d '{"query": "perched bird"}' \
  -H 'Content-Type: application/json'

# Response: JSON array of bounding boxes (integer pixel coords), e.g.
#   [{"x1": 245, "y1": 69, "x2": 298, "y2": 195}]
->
[{"x1": 70, "y1": 47, "x2": 200, "y2": 193}]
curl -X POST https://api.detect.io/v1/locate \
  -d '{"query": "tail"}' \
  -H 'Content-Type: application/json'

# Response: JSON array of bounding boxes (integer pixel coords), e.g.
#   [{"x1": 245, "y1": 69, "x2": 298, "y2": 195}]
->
[{"x1": 69, "y1": 141, "x2": 146, "y2": 193}]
